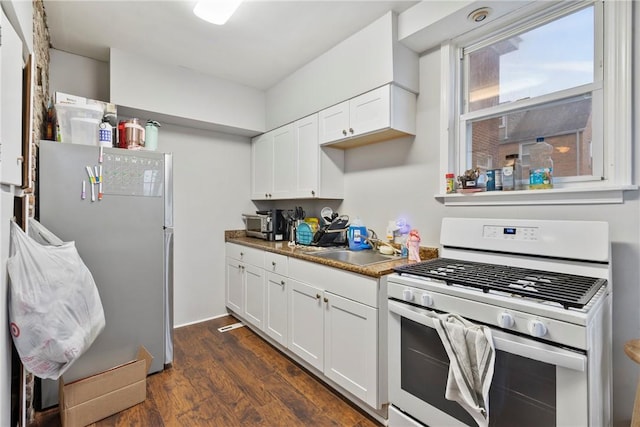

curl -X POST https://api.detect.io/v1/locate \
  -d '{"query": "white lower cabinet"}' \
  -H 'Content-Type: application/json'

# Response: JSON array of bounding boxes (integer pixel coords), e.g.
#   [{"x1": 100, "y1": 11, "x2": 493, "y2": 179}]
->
[
  {"x1": 265, "y1": 272, "x2": 289, "y2": 346},
  {"x1": 225, "y1": 245, "x2": 384, "y2": 412},
  {"x1": 288, "y1": 279, "x2": 324, "y2": 371},
  {"x1": 225, "y1": 258, "x2": 244, "y2": 314},
  {"x1": 225, "y1": 243, "x2": 265, "y2": 330},
  {"x1": 243, "y1": 264, "x2": 265, "y2": 329},
  {"x1": 324, "y1": 292, "x2": 377, "y2": 405}
]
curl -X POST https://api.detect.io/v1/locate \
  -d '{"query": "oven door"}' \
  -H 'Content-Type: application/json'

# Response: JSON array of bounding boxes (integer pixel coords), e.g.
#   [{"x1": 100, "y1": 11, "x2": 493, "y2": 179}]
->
[{"x1": 388, "y1": 300, "x2": 589, "y2": 427}]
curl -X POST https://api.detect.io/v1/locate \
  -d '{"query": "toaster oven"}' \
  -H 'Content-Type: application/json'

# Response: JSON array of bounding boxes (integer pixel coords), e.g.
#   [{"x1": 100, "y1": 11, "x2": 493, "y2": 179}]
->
[
  {"x1": 242, "y1": 210, "x2": 289, "y2": 241},
  {"x1": 242, "y1": 213, "x2": 271, "y2": 240}
]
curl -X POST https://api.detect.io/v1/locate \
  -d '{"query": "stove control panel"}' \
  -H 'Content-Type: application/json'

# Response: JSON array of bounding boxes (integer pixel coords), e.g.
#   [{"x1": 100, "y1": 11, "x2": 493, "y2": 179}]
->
[{"x1": 483, "y1": 225, "x2": 539, "y2": 241}]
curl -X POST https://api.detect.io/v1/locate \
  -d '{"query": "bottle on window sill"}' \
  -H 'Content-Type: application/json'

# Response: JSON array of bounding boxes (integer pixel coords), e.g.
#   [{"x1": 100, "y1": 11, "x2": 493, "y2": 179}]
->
[
  {"x1": 503, "y1": 154, "x2": 523, "y2": 191},
  {"x1": 529, "y1": 137, "x2": 554, "y2": 190}
]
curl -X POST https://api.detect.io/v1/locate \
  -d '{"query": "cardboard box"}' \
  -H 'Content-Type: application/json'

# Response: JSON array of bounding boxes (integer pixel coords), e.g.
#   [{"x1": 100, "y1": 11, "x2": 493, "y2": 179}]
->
[
  {"x1": 59, "y1": 346, "x2": 153, "y2": 427},
  {"x1": 55, "y1": 91, "x2": 87, "y2": 105}
]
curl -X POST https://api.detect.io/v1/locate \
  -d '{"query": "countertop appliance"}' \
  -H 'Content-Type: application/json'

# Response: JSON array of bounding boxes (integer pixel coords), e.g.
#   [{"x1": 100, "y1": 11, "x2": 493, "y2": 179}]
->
[
  {"x1": 388, "y1": 217, "x2": 611, "y2": 427},
  {"x1": 35, "y1": 140, "x2": 174, "y2": 408},
  {"x1": 243, "y1": 209, "x2": 288, "y2": 241},
  {"x1": 243, "y1": 212, "x2": 272, "y2": 240}
]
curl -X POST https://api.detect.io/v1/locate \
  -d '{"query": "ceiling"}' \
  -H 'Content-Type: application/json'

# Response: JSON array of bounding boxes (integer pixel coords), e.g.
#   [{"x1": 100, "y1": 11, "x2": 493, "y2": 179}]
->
[{"x1": 43, "y1": 0, "x2": 419, "y2": 91}]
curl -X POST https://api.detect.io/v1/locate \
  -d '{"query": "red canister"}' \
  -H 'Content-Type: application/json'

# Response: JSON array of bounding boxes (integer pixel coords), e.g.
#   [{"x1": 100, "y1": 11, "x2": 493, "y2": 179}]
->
[{"x1": 118, "y1": 121, "x2": 127, "y2": 148}]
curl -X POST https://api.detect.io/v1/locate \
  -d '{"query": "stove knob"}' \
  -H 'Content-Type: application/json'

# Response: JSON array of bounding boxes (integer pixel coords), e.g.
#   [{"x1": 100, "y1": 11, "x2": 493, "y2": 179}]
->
[
  {"x1": 420, "y1": 293, "x2": 433, "y2": 307},
  {"x1": 528, "y1": 320, "x2": 548, "y2": 338},
  {"x1": 402, "y1": 289, "x2": 414, "y2": 302},
  {"x1": 497, "y1": 312, "x2": 514, "y2": 328}
]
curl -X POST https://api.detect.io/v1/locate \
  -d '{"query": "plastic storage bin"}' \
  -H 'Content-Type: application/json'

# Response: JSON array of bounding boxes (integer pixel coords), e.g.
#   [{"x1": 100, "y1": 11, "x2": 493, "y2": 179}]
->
[
  {"x1": 70, "y1": 118, "x2": 101, "y2": 146},
  {"x1": 56, "y1": 103, "x2": 104, "y2": 144}
]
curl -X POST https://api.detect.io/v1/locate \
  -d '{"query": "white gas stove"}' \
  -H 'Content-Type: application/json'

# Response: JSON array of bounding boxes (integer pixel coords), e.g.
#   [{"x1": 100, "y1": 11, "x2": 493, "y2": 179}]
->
[{"x1": 387, "y1": 217, "x2": 612, "y2": 427}]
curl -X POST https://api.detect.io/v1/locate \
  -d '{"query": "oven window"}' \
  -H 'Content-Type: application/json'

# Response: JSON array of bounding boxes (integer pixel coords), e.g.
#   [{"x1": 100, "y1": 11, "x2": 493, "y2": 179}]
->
[{"x1": 400, "y1": 317, "x2": 556, "y2": 426}]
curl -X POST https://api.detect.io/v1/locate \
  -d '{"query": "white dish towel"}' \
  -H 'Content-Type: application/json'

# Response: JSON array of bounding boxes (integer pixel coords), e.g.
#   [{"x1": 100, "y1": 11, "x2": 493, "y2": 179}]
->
[{"x1": 433, "y1": 313, "x2": 496, "y2": 427}]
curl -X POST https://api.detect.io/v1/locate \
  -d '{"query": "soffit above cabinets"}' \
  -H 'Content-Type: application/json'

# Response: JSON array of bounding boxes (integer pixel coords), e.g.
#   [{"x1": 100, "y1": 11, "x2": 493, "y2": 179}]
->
[{"x1": 397, "y1": 1, "x2": 533, "y2": 53}]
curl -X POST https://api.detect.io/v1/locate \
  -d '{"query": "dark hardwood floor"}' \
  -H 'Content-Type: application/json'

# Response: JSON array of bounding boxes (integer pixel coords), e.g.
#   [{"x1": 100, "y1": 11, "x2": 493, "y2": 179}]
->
[{"x1": 33, "y1": 315, "x2": 383, "y2": 426}]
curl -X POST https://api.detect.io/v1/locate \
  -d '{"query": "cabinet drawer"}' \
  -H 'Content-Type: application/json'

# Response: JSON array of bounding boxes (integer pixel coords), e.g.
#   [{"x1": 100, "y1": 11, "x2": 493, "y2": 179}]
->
[
  {"x1": 264, "y1": 252, "x2": 288, "y2": 275},
  {"x1": 226, "y1": 243, "x2": 264, "y2": 266},
  {"x1": 289, "y1": 258, "x2": 378, "y2": 308}
]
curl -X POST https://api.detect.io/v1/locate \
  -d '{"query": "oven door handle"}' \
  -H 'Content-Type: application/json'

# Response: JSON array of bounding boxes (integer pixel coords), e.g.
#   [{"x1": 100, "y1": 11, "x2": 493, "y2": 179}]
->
[{"x1": 388, "y1": 300, "x2": 587, "y2": 372}]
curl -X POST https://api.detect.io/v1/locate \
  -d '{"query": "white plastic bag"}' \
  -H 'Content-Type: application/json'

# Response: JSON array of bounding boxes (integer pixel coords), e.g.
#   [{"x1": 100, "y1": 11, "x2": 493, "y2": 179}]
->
[{"x1": 7, "y1": 219, "x2": 105, "y2": 379}]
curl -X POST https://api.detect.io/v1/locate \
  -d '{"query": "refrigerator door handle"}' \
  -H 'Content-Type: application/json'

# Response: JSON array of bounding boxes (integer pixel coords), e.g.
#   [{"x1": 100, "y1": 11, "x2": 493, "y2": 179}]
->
[
  {"x1": 164, "y1": 153, "x2": 174, "y2": 228},
  {"x1": 164, "y1": 227, "x2": 174, "y2": 366}
]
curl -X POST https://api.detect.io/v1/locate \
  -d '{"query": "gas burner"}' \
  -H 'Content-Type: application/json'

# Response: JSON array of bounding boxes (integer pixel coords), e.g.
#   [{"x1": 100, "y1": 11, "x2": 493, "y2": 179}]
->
[{"x1": 394, "y1": 258, "x2": 607, "y2": 310}]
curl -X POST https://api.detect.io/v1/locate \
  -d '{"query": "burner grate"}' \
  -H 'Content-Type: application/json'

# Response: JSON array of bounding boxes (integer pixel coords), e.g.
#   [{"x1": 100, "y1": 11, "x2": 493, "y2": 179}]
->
[{"x1": 394, "y1": 258, "x2": 607, "y2": 309}]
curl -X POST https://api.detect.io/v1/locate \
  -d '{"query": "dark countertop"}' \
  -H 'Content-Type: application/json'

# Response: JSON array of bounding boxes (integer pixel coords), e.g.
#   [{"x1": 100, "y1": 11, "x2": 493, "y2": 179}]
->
[{"x1": 225, "y1": 230, "x2": 439, "y2": 278}]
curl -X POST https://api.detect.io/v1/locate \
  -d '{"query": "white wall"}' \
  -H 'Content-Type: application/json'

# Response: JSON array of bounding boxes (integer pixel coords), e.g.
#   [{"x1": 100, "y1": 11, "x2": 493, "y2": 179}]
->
[
  {"x1": 157, "y1": 124, "x2": 254, "y2": 326},
  {"x1": 265, "y1": 11, "x2": 418, "y2": 130},
  {"x1": 110, "y1": 48, "x2": 265, "y2": 136},
  {"x1": 50, "y1": 49, "x2": 110, "y2": 101},
  {"x1": 338, "y1": 16, "x2": 640, "y2": 423}
]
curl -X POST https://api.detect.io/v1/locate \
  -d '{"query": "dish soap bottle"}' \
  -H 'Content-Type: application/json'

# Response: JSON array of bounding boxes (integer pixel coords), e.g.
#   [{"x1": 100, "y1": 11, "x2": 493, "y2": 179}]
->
[
  {"x1": 348, "y1": 217, "x2": 371, "y2": 251},
  {"x1": 529, "y1": 137, "x2": 554, "y2": 189}
]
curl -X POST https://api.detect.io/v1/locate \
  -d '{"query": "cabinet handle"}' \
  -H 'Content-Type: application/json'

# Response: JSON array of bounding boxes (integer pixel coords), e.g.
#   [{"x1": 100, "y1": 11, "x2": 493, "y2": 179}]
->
[
  {"x1": 238, "y1": 264, "x2": 242, "y2": 269},
  {"x1": 315, "y1": 294, "x2": 321, "y2": 300},
  {"x1": 323, "y1": 297, "x2": 329, "y2": 303},
  {"x1": 272, "y1": 261, "x2": 276, "y2": 266},
  {"x1": 265, "y1": 193, "x2": 268, "y2": 198},
  {"x1": 349, "y1": 128, "x2": 354, "y2": 134},
  {"x1": 280, "y1": 280, "x2": 285, "y2": 285},
  {"x1": 342, "y1": 129, "x2": 347, "y2": 136},
  {"x1": 311, "y1": 190, "x2": 315, "y2": 196}
]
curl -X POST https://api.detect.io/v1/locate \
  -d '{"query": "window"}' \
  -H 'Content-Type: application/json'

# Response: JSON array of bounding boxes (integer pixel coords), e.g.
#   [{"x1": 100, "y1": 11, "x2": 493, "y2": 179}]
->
[{"x1": 441, "y1": 0, "x2": 633, "y2": 204}]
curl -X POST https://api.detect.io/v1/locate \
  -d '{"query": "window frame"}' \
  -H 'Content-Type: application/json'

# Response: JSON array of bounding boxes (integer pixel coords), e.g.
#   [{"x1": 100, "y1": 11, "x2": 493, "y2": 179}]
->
[{"x1": 438, "y1": 0, "x2": 634, "y2": 206}]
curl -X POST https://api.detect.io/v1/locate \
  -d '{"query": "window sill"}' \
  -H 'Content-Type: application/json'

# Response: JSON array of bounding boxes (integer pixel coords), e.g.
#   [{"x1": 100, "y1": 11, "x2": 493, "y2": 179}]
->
[{"x1": 435, "y1": 185, "x2": 637, "y2": 206}]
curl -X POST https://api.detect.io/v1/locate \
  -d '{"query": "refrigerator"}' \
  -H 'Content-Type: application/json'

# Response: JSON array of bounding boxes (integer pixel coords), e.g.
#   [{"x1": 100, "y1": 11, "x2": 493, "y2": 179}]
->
[{"x1": 35, "y1": 140, "x2": 174, "y2": 407}]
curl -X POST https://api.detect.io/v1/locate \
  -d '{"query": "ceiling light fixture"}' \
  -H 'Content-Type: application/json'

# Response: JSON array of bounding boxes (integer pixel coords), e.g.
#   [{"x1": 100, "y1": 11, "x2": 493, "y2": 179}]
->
[
  {"x1": 193, "y1": 0, "x2": 243, "y2": 25},
  {"x1": 467, "y1": 7, "x2": 492, "y2": 24}
]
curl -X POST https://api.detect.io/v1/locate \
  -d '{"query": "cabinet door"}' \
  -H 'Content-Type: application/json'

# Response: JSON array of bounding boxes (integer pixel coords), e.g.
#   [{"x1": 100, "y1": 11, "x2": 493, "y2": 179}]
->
[
  {"x1": 288, "y1": 279, "x2": 324, "y2": 371},
  {"x1": 271, "y1": 123, "x2": 295, "y2": 199},
  {"x1": 324, "y1": 292, "x2": 378, "y2": 407},
  {"x1": 349, "y1": 85, "x2": 390, "y2": 138},
  {"x1": 294, "y1": 114, "x2": 319, "y2": 198},
  {"x1": 225, "y1": 258, "x2": 244, "y2": 314},
  {"x1": 0, "y1": 9, "x2": 24, "y2": 186},
  {"x1": 318, "y1": 100, "x2": 350, "y2": 145},
  {"x1": 251, "y1": 132, "x2": 273, "y2": 199},
  {"x1": 243, "y1": 263, "x2": 265, "y2": 330},
  {"x1": 265, "y1": 272, "x2": 288, "y2": 346}
]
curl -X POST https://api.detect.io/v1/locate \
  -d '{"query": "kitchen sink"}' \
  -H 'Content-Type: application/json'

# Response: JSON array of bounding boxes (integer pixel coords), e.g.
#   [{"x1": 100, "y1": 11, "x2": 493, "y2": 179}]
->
[{"x1": 301, "y1": 248, "x2": 397, "y2": 266}]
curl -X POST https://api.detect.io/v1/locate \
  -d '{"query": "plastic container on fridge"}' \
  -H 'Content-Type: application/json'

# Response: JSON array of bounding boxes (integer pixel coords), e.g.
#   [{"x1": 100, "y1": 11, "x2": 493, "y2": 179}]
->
[
  {"x1": 70, "y1": 118, "x2": 101, "y2": 146},
  {"x1": 55, "y1": 103, "x2": 104, "y2": 144}
]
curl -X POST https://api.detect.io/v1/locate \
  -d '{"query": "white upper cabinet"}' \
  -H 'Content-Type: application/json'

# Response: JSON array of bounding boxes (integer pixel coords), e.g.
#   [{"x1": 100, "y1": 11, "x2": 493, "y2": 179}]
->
[
  {"x1": 251, "y1": 114, "x2": 343, "y2": 201},
  {"x1": 251, "y1": 123, "x2": 296, "y2": 200},
  {"x1": 318, "y1": 84, "x2": 416, "y2": 149},
  {"x1": 250, "y1": 132, "x2": 274, "y2": 200},
  {"x1": 316, "y1": 101, "x2": 350, "y2": 144},
  {"x1": 0, "y1": 8, "x2": 25, "y2": 186},
  {"x1": 271, "y1": 124, "x2": 296, "y2": 199},
  {"x1": 294, "y1": 114, "x2": 344, "y2": 200},
  {"x1": 295, "y1": 114, "x2": 321, "y2": 198}
]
